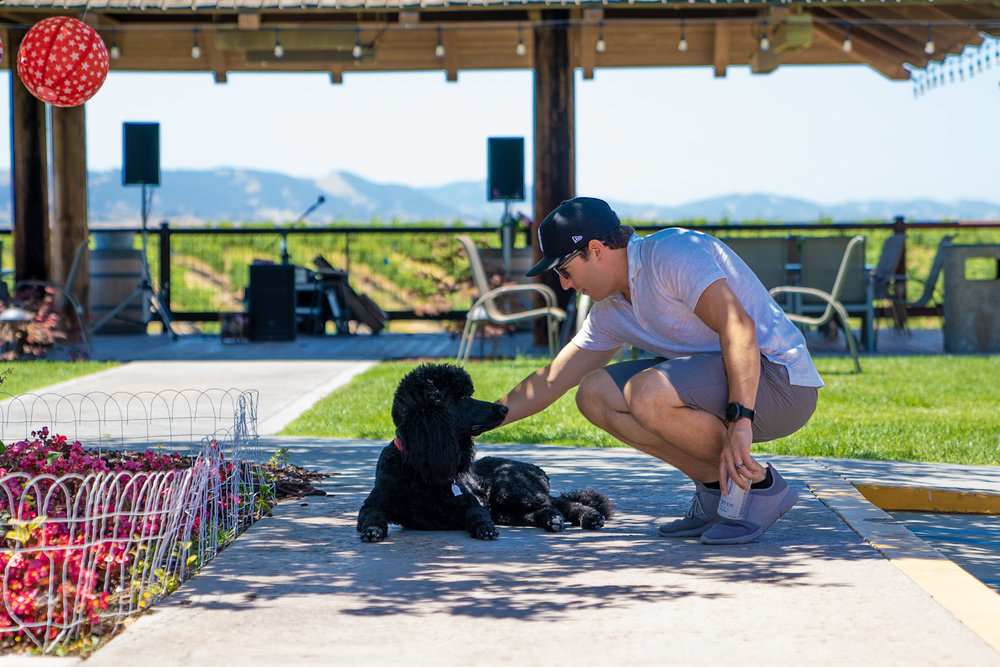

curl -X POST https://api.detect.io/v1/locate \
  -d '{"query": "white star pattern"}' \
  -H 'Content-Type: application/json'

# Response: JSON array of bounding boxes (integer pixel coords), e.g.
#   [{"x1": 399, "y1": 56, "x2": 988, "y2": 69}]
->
[{"x1": 15, "y1": 16, "x2": 109, "y2": 107}]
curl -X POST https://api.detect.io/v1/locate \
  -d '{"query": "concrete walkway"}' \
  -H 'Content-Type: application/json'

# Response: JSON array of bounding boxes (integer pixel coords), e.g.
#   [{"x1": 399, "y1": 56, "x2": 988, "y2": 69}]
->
[{"x1": 2, "y1": 334, "x2": 999, "y2": 664}]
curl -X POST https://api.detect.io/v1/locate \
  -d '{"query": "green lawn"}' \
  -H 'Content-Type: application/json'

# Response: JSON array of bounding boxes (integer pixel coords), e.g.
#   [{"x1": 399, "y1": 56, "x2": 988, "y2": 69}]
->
[
  {"x1": 0, "y1": 361, "x2": 119, "y2": 396},
  {"x1": 282, "y1": 356, "x2": 1000, "y2": 466}
]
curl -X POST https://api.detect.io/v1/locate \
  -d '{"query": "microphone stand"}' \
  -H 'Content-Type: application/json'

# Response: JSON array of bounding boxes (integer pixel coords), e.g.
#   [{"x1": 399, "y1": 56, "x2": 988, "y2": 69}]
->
[{"x1": 282, "y1": 195, "x2": 326, "y2": 264}]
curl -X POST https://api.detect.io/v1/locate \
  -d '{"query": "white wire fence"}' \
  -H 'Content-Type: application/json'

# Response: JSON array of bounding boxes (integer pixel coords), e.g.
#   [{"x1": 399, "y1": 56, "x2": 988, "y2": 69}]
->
[{"x1": 0, "y1": 389, "x2": 269, "y2": 654}]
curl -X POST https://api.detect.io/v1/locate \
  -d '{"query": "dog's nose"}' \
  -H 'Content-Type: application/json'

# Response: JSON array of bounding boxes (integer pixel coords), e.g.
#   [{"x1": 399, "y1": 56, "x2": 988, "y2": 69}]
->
[{"x1": 497, "y1": 403, "x2": 509, "y2": 415}]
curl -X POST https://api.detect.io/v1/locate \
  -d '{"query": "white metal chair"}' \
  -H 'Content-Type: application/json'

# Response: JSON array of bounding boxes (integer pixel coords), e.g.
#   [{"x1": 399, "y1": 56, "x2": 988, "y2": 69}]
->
[
  {"x1": 769, "y1": 235, "x2": 865, "y2": 373},
  {"x1": 455, "y1": 235, "x2": 566, "y2": 364}
]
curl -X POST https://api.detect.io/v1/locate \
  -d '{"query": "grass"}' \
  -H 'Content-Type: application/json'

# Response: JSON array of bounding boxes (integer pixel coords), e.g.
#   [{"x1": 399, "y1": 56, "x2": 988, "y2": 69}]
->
[
  {"x1": 0, "y1": 361, "x2": 119, "y2": 396},
  {"x1": 281, "y1": 355, "x2": 1000, "y2": 466}
]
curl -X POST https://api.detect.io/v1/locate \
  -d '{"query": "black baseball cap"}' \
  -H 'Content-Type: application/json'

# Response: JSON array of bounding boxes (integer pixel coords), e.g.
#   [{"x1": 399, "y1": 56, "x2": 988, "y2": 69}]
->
[{"x1": 525, "y1": 197, "x2": 621, "y2": 277}]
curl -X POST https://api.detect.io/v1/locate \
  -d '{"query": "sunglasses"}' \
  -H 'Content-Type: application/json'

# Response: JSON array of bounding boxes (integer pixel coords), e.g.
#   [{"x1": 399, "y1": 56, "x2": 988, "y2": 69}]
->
[{"x1": 554, "y1": 250, "x2": 583, "y2": 280}]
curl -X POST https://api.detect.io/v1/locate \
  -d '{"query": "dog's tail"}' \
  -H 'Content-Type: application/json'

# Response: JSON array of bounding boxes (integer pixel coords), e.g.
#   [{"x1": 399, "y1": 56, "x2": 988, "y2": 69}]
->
[{"x1": 552, "y1": 489, "x2": 615, "y2": 529}]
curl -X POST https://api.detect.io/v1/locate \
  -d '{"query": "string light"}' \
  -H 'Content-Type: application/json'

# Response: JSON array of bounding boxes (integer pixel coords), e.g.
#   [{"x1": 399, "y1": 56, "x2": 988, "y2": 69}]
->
[
  {"x1": 842, "y1": 24, "x2": 852, "y2": 52},
  {"x1": 110, "y1": 28, "x2": 121, "y2": 59},
  {"x1": 760, "y1": 20, "x2": 770, "y2": 52},
  {"x1": 435, "y1": 27, "x2": 445, "y2": 58},
  {"x1": 273, "y1": 29, "x2": 284, "y2": 58},
  {"x1": 924, "y1": 24, "x2": 935, "y2": 55},
  {"x1": 678, "y1": 20, "x2": 688, "y2": 52},
  {"x1": 596, "y1": 21, "x2": 606, "y2": 53},
  {"x1": 353, "y1": 27, "x2": 363, "y2": 59},
  {"x1": 191, "y1": 29, "x2": 201, "y2": 59},
  {"x1": 516, "y1": 26, "x2": 526, "y2": 56}
]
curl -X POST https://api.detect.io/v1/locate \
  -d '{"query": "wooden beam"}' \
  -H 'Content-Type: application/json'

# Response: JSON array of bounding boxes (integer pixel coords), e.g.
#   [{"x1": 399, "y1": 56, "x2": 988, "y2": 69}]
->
[
  {"x1": 713, "y1": 20, "x2": 730, "y2": 78},
  {"x1": 579, "y1": 8, "x2": 602, "y2": 80},
  {"x1": 9, "y1": 29, "x2": 50, "y2": 283},
  {"x1": 238, "y1": 13, "x2": 261, "y2": 31},
  {"x1": 813, "y1": 20, "x2": 910, "y2": 79},
  {"x1": 533, "y1": 9, "x2": 575, "y2": 317},
  {"x1": 50, "y1": 105, "x2": 90, "y2": 309}
]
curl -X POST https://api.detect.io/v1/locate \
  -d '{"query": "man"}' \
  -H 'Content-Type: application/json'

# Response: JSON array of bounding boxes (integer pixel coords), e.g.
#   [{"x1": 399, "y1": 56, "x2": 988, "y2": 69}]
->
[{"x1": 494, "y1": 197, "x2": 822, "y2": 545}]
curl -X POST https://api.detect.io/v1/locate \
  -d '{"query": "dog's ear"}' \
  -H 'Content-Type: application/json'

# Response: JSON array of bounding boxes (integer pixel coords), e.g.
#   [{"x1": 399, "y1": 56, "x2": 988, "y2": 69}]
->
[{"x1": 395, "y1": 402, "x2": 462, "y2": 484}]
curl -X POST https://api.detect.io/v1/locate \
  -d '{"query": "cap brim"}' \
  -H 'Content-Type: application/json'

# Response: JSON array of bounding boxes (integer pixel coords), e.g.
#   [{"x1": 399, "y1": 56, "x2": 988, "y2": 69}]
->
[{"x1": 525, "y1": 255, "x2": 562, "y2": 277}]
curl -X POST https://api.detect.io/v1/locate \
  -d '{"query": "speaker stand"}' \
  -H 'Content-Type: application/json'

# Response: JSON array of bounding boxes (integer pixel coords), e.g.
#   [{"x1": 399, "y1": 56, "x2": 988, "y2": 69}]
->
[
  {"x1": 501, "y1": 199, "x2": 513, "y2": 277},
  {"x1": 92, "y1": 184, "x2": 178, "y2": 340}
]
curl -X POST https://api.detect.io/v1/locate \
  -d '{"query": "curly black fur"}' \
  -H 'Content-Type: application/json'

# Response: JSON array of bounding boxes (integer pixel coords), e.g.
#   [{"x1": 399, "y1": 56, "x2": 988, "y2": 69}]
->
[{"x1": 357, "y1": 363, "x2": 614, "y2": 542}]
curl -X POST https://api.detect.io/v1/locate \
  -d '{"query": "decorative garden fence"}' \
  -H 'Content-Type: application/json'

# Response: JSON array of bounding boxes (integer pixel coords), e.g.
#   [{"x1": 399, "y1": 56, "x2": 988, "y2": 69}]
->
[{"x1": 0, "y1": 389, "x2": 268, "y2": 654}]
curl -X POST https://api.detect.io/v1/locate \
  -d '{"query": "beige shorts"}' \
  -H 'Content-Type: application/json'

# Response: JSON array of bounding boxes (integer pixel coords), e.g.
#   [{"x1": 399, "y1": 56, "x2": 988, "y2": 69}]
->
[{"x1": 603, "y1": 354, "x2": 818, "y2": 443}]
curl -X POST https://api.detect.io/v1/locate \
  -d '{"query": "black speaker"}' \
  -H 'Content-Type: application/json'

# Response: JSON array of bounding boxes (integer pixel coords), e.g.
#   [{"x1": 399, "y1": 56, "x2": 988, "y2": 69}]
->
[
  {"x1": 488, "y1": 137, "x2": 525, "y2": 201},
  {"x1": 248, "y1": 264, "x2": 296, "y2": 342},
  {"x1": 123, "y1": 122, "x2": 160, "y2": 186}
]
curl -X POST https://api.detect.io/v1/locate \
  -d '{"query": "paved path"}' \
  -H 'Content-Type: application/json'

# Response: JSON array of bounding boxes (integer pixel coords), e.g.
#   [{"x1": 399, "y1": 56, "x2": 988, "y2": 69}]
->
[
  {"x1": 2, "y1": 336, "x2": 999, "y2": 664},
  {"x1": 82, "y1": 442, "x2": 1000, "y2": 665}
]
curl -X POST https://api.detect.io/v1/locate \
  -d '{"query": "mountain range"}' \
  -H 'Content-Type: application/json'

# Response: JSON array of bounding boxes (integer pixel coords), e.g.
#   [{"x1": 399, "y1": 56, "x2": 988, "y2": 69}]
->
[{"x1": 1, "y1": 168, "x2": 998, "y2": 226}]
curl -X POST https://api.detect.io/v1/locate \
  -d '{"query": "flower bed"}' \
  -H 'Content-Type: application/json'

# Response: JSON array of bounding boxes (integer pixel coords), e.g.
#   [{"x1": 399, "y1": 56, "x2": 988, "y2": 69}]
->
[{"x1": 0, "y1": 391, "x2": 270, "y2": 655}]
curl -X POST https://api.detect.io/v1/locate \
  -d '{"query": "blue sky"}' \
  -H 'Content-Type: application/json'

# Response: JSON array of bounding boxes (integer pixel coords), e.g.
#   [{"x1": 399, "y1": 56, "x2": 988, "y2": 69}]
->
[{"x1": 2, "y1": 59, "x2": 999, "y2": 206}]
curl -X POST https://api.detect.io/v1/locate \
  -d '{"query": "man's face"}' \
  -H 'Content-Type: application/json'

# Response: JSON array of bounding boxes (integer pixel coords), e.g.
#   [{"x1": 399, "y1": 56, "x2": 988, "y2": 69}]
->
[{"x1": 555, "y1": 244, "x2": 615, "y2": 301}]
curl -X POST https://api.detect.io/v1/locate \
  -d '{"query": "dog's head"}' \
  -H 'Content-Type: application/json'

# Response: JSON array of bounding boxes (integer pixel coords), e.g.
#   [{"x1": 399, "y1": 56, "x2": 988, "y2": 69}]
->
[{"x1": 391, "y1": 363, "x2": 508, "y2": 484}]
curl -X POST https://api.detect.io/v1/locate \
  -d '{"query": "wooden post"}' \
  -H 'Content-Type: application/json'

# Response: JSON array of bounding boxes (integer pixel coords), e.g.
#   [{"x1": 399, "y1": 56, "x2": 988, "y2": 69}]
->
[
  {"x1": 9, "y1": 35, "x2": 51, "y2": 283},
  {"x1": 51, "y1": 104, "x2": 90, "y2": 310},
  {"x1": 533, "y1": 9, "x2": 575, "y2": 325}
]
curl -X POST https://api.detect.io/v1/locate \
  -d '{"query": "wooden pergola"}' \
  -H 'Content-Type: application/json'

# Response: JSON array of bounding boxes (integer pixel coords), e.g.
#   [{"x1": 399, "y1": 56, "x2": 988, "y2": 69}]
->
[{"x1": 1, "y1": 0, "x2": 998, "y2": 308}]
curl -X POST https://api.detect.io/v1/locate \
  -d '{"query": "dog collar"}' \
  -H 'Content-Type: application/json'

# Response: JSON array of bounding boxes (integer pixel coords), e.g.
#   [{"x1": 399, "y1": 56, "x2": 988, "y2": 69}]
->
[{"x1": 393, "y1": 436, "x2": 403, "y2": 452}]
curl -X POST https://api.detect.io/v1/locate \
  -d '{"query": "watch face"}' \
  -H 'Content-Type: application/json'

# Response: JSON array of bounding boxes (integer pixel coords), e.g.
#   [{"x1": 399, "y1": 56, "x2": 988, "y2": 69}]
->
[{"x1": 725, "y1": 403, "x2": 738, "y2": 422}]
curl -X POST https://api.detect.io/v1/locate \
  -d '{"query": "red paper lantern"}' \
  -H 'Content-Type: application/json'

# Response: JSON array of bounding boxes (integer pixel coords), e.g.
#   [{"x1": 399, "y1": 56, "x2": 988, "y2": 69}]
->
[{"x1": 16, "y1": 17, "x2": 110, "y2": 108}]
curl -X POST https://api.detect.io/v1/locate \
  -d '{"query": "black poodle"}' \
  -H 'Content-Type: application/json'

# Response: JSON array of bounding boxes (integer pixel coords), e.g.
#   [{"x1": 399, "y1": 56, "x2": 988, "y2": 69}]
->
[{"x1": 357, "y1": 363, "x2": 614, "y2": 542}]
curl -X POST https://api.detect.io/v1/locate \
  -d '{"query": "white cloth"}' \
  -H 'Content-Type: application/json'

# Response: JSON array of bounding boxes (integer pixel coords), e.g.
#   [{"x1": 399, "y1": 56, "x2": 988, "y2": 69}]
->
[{"x1": 571, "y1": 228, "x2": 823, "y2": 387}]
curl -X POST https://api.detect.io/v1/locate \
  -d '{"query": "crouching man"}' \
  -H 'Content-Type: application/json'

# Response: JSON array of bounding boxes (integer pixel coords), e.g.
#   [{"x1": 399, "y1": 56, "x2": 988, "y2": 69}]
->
[{"x1": 494, "y1": 197, "x2": 822, "y2": 544}]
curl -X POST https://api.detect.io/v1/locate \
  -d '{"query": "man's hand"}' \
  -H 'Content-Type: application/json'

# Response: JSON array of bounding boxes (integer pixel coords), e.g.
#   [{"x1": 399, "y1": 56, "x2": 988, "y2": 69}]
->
[{"x1": 719, "y1": 420, "x2": 763, "y2": 493}]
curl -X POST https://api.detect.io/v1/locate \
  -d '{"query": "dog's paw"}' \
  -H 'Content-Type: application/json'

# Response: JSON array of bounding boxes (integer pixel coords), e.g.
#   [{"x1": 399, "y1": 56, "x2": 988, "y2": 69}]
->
[
  {"x1": 360, "y1": 525, "x2": 388, "y2": 542},
  {"x1": 544, "y1": 511, "x2": 565, "y2": 533},
  {"x1": 472, "y1": 523, "x2": 500, "y2": 540},
  {"x1": 580, "y1": 510, "x2": 605, "y2": 530}
]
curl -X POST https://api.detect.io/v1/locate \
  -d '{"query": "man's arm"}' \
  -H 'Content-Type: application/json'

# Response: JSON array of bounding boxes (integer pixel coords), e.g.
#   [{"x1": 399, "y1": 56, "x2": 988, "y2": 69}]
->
[
  {"x1": 496, "y1": 343, "x2": 620, "y2": 426},
  {"x1": 693, "y1": 278, "x2": 762, "y2": 491}
]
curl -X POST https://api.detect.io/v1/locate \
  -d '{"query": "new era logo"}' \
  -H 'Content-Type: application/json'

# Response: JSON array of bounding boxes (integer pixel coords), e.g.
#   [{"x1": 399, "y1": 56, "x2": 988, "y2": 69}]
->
[{"x1": 571, "y1": 235, "x2": 584, "y2": 244}]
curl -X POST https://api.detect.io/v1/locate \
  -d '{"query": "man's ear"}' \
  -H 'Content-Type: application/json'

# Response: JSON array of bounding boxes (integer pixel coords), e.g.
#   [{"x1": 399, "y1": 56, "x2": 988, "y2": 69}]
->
[{"x1": 588, "y1": 239, "x2": 605, "y2": 261}]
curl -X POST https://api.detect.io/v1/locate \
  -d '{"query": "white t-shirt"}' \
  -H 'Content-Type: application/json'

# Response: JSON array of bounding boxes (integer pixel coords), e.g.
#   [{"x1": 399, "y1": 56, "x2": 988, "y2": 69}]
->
[{"x1": 571, "y1": 228, "x2": 823, "y2": 388}]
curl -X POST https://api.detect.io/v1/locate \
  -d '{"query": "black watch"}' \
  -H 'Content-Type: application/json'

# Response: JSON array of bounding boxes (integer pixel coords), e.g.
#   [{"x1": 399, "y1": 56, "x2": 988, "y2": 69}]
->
[{"x1": 725, "y1": 402, "x2": 756, "y2": 424}]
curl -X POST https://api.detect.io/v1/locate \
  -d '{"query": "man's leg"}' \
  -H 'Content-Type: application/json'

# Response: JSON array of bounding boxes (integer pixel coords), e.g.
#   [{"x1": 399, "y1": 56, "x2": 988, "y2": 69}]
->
[{"x1": 575, "y1": 367, "x2": 723, "y2": 482}]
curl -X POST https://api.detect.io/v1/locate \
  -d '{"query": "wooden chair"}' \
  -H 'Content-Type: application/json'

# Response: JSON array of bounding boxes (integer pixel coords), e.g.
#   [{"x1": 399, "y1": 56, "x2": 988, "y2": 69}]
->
[
  {"x1": 769, "y1": 235, "x2": 865, "y2": 373},
  {"x1": 455, "y1": 235, "x2": 566, "y2": 364}
]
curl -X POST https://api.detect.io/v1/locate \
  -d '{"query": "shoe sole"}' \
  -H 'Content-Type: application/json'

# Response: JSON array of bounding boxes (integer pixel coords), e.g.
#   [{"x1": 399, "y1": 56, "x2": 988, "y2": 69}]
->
[
  {"x1": 658, "y1": 521, "x2": 717, "y2": 538},
  {"x1": 699, "y1": 488, "x2": 799, "y2": 545}
]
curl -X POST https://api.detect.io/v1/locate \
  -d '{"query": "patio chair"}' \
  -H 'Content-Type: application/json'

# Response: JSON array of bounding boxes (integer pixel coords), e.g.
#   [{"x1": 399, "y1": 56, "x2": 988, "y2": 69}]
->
[
  {"x1": 720, "y1": 237, "x2": 792, "y2": 292},
  {"x1": 455, "y1": 235, "x2": 566, "y2": 364},
  {"x1": 900, "y1": 235, "x2": 954, "y2": 311},
  {"x1": 869, "y1": 232, "x2": 907, "y2": 331},
  {"x1": 769, "y1": 235, "x2": 865, "y2": 373}
]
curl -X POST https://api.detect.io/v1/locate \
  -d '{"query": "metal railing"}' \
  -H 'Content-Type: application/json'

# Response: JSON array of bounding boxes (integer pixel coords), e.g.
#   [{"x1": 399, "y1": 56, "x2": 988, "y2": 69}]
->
[{"x1": 6, "y1": 218, "x2": 1000, "y2": 328}]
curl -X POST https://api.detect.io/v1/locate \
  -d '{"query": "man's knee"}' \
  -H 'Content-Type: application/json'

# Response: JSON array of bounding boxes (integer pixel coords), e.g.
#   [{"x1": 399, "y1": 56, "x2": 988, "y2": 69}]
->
[{"x1": 575, "y1": 369, "x2": 619, "y2": 421}]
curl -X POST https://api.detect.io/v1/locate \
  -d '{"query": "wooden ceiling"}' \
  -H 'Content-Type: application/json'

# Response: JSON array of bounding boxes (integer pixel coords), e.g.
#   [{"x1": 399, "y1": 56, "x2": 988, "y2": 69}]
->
[{"x1": 1, "y1": 2, "x2": 997, "y2": 83}]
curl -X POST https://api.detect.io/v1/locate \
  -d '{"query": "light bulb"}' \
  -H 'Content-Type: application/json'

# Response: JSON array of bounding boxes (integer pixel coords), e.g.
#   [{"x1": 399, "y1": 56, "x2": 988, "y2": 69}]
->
[
  {"x1": 191, "y1": 44, "x2": 201, "y2": 59},
  {"x1": 842, "y1": 37, "x2": 852, "y2": 52},
  {"x1": 273, "y1": 43, "x2": 284, "y2": 58},
  {"x1": 678, "y1": 37, "x2": 688, "y2": 52},
  {"x1": 760, "y1": 36, "x2": 770, "y2": 51},
  {"x1": 516, "y1": 40, "x2": 526, "y2": 56},
  {"x1": 353, "y1": 43, "x2": 363, "y2": 59},
  {"x1": 596, "y1": 36, "x2": 606, "y2": 53},
  {"x1": 435, "y1": 42, "x2": 445, "y2": 58},
  {"x1": 924, "y1": 39, "x2": 935, "y2": 55},
  {"x1": 110, "y1": 44, "x2": 121, "y2": 59}
]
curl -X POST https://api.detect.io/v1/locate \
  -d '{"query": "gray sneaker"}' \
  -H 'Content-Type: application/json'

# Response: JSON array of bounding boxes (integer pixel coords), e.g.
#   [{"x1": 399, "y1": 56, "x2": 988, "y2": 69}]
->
[
  {"x1": 658, "y1": 481, "x2": 721, "y2": 537},
  {"x1": 700, "y1": 464, "x2": 798, "y2": 545}
]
